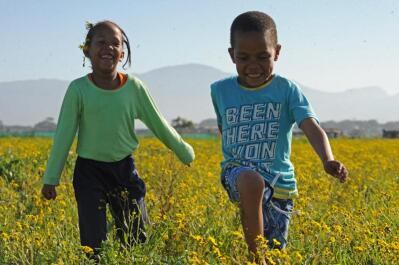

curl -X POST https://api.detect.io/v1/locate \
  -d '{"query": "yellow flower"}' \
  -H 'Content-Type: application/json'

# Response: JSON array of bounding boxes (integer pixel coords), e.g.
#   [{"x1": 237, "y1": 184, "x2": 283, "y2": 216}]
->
[
  {"x1": 272, "y1": 238, "x2": 281, "y2": 246},
  {"x1": 353, "y1": 246, "x2": 365, "y2": 252},
  {"x1": 208, "y1": 235, "x2": 218, "y2": 246},
  {"x1": 80, "y1": 245, "x2": 94, "y2": 254},
  {"x1": 294, "y1": 251, "x2": 303, "y2": 262},
  {"x1": 191, "y1": 234, "x2": 204, "y2": 243},
  {"x1": 232, "y1": 230, "x2": 244, "y2": 239},
  {"x1": 1, "y1": 232, "x2": 10, "y2": 241}
]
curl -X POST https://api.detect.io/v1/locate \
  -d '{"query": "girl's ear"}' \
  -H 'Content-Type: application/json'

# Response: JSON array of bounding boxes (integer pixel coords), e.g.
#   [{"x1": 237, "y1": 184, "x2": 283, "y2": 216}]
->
[
  {"x1": 228, "y1": 48, "x2": 236, "y2": 63},
  {"x1": 119, "y1": 51, "x2": 125, "y2": 62},
  {"x1": 83, "y1": 46, "x2": 90, "y2": 58}
]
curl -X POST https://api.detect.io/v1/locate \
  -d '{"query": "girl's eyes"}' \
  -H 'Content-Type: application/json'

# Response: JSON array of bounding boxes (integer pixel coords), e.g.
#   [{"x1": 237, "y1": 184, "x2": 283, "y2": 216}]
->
[{"x1": 94, "y1": 40, "x2": 121, "y2": 47}]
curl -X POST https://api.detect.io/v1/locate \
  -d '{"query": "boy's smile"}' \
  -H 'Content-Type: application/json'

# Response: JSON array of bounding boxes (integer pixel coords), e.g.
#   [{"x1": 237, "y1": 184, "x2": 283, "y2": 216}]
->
[{"x1": 229, "y1": 31, "x2": 281, "y2": 88}]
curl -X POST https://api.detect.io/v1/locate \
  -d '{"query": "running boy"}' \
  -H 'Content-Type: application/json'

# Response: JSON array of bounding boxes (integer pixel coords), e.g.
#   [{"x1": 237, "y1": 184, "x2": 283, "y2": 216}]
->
[{"x1": 210, "y1": 11, "x2": 348, "y2": 258}]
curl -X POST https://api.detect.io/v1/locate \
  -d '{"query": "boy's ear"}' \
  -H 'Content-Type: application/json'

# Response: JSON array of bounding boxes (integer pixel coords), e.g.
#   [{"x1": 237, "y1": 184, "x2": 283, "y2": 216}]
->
[
  {"x1": 228, "y1": 48, "x2": 236, "y2": 63},
  {"x1": 274, "y1": 44, "x2": 282, "y2": 61},
  {"x1": 119, "y1": 51, "x2": 125, "y2": 62}
]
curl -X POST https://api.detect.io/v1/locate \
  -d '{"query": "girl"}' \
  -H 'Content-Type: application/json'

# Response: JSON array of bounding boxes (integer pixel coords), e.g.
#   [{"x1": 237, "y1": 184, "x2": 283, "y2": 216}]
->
[{"x1": 41, "y1": 21, "x2": 195, "y2": 255}]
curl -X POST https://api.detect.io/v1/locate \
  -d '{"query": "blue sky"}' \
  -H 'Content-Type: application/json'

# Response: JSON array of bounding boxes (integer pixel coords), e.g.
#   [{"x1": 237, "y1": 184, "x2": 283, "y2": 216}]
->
[{"x1": 0, "y1": 0, "x2": 398, "y2": 94}]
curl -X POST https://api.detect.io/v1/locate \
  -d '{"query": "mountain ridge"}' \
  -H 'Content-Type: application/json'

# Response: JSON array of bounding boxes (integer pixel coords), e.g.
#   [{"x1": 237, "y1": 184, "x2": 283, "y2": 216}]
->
[{"x1": 0, "y1": 64, "x2": 397, "y2": 126}]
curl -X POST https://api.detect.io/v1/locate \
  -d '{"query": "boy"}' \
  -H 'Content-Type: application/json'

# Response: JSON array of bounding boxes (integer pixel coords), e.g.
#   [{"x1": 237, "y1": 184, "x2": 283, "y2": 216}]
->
[{"x1": 210, "y1": 11, "x2": 348, "y2": 258}]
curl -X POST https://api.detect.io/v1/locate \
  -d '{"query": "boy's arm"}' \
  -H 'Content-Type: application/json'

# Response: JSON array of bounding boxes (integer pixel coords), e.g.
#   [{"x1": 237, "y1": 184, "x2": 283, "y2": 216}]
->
[
  {"x1": 136, "y1": 83, "x2": 194, "y2": 166},
  {"x1": 299, "y1": 118, "x2": 348, "y2": 182}
]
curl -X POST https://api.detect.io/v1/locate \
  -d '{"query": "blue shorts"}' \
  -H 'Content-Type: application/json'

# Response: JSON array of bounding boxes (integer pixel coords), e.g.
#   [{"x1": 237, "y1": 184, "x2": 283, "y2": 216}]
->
[{"x1": 221, "y1": 166, "x2": 294, "y2": 249}]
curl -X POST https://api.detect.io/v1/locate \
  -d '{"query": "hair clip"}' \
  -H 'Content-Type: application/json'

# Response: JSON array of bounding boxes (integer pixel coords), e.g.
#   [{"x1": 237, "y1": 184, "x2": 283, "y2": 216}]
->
[{"x1": 85, "y1": 21, "x2": 93, "y2": 30}]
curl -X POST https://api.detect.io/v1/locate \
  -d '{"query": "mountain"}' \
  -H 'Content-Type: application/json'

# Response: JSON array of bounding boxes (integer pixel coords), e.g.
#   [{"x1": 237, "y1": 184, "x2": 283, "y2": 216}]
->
[
  {"x1": 0, "y1": 64, "x2": 398, "y2": 126},
  {"x1": 0, "y1": 79, "x2": 69, "y2": 126},
  {"x1": 301, "y1": 85, "x2": 399, "y2": 122},
  {"x1": 137, "y1": 64, "x2": 230, "y2": 125}
]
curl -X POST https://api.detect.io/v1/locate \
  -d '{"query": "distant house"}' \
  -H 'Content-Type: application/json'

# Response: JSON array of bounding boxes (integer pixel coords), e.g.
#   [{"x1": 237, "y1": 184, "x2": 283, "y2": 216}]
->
[
  {"x1": 382, "y1": 129, "x2": 399, "y2": 139},
  {"x1": 323, "y1": 128, "x2": 343, "y2": 138},
  {"x1": 33, "y1": 118, "x2": 57, "y2": 132},
  {"x1": 197, "y1": 118, "x2": 219, "y2": 135},
  {"x1": 5, "y1": 125, "x2": 33, "y2": 133},
  {"x1": 0, "y1": 118, "x2": 57, "y2": 136},
  {"x1": 292, "y1": 128, "x2": 304, "y2": 137}
]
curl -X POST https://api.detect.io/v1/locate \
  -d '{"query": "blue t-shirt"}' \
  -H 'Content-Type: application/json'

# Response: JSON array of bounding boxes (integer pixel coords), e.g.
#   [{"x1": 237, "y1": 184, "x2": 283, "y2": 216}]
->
[{"x1": 210, "y1": 74, "x2": 318, "y2": 199}]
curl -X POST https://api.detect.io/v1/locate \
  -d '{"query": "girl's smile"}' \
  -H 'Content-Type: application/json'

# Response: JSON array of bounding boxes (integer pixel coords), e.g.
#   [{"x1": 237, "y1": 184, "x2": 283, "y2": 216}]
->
[{"x1": 86, "y1": 23, "x2": 124, "y2": 75}]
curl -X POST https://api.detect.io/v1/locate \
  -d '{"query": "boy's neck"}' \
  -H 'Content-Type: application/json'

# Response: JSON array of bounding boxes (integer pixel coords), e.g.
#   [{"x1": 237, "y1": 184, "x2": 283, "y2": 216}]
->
[{"x1": 90, "y1": 71, "x2": 120, "y2": 90}]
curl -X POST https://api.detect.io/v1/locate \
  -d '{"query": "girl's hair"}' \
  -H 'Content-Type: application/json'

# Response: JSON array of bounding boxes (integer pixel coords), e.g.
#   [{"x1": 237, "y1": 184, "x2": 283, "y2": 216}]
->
[{"x1": 81, "y1": 21, "x2": 132, "y2": 69}]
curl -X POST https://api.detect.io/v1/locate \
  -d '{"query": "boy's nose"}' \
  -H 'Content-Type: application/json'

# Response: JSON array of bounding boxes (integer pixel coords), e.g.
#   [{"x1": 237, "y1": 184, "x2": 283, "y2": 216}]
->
[
  {"x1": 246, "y1": 63, "x2": 261, "y2": 71},
  {"x1": 246, "y1": 57, "x2": 262, "y2": 66}
]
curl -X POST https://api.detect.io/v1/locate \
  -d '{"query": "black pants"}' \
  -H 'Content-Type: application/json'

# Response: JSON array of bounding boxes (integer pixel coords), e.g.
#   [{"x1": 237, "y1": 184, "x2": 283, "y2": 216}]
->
[{"x1": 73, "y1": 155, "x2": 148, "y2": 251}]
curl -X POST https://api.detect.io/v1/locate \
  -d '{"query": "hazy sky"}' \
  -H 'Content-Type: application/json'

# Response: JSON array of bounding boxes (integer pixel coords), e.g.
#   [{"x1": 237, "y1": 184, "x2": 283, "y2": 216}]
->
[{"x1": 1, "y1": 0, "x2": 398, "y2": 94}]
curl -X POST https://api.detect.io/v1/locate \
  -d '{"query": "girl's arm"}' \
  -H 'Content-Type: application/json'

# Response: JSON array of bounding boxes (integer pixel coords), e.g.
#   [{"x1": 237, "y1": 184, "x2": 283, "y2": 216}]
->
[
  {"x1": 299, "y1": 117, "x2": 348, "y2": 182},
  {"x1": 42, "y1": 84, "x2": 80, "y2": 186},
  {"x1": 136, "y1": 83, "x2": 194, "y2": 165}
]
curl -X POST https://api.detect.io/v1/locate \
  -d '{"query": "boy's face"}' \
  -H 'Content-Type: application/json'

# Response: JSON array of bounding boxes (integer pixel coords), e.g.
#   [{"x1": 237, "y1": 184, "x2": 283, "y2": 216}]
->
[{"x1": 229, "y1": 30, "x2": 281, "y2": 88}]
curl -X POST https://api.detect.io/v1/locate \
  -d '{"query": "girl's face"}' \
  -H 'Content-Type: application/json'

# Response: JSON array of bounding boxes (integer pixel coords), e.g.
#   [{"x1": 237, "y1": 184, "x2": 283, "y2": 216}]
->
[{"x1": 86, "y1": 23, "x2": 124, "y2": 75}]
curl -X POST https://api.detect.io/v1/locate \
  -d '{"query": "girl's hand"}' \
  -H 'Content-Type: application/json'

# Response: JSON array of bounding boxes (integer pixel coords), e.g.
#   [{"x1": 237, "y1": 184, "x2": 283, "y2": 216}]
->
[
  {"x1": 323, "y1": 160, "x2": 348, "y2": 183},
  {"x1": 42, "y1": 184, "x2": 57, "y2": 200}
]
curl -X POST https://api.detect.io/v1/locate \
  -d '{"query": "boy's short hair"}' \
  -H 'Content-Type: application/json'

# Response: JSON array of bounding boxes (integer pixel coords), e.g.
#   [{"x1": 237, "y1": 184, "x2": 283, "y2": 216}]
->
[{"x1": 230, "y1": 11, "x2": 278, "y2": 47}]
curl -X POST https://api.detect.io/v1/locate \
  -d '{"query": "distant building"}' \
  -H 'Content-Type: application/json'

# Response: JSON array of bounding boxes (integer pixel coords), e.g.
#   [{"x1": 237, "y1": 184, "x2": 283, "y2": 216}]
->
[
  {"x1": 382, "y1": 129, "x2": 399, "y2": 139},
  {"x1": 33, "y1": 118, "x2": 56, "y2": 132},
  {"x1": 323, "y1": 128, "x2": 343, "y2": 138},
  {"x1": 5, "y1": 125, "x2": 33, "y2": 133},
  {"x1": 198, "y1": 118, "x2": 218, "y2": 130},
  {"x1": 292, "y1": 128, "x2": 304, "y2": 137}
]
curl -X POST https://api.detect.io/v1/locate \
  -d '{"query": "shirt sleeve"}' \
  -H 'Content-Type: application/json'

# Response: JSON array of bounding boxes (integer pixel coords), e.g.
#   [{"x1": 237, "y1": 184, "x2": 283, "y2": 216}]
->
[
  {"x1": 136, "y1": 81, "x2": 195, "y2": 165},
  {"x1": 210, "y1": 84, "x2": 222, "y2": 128},
  {"x1": 288, "y1": 83, "x2": 319, "y2": 127},
  {"x1": 43, "y1": 84, "x2": 80, "y2": 185}
]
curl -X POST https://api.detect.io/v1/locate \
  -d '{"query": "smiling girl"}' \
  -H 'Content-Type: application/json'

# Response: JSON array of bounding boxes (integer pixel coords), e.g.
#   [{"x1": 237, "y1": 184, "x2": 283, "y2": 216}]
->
[{"x1": 41, "y1": 21, "x2": 194, "y2": 258}]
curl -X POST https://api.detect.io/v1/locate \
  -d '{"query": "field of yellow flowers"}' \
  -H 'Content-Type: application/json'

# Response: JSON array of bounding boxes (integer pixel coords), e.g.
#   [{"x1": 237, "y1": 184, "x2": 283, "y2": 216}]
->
[{"x1": 0, "y1": 137, "x2": 398, "y2": 264}]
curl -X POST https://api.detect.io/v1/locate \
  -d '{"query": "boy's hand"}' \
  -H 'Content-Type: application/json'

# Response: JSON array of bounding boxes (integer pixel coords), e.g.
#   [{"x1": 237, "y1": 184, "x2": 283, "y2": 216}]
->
[
  {"x1": 323, "y1": 160, "x2": 348, "y2": 183},
  {"x1": 42, "y1": 184, "x2": 57, "y2": 200}
]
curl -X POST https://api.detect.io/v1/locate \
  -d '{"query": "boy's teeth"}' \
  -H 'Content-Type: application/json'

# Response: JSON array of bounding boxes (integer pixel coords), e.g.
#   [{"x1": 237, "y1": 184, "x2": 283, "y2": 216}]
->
[{"x1": 248, "y1": 74, "x2": 261, "y2": 78}]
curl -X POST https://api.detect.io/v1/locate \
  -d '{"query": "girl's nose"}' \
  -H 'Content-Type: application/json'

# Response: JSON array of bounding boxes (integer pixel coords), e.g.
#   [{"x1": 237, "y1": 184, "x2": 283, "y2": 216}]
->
[{"x1": 102, "y1": 42, "x2": 114, "y2": 50}]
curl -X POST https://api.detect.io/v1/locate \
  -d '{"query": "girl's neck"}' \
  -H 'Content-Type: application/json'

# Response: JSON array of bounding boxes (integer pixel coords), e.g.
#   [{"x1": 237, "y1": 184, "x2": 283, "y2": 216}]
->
[{"x1": 90, "y1": 71, "x2": 120, "y2": 90}]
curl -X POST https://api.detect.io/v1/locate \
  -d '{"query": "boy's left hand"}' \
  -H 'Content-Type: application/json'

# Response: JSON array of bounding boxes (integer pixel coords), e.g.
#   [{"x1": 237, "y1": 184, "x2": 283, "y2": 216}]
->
[{"x1": 323, "y1": 160, "x2": 348, "y2": 183}]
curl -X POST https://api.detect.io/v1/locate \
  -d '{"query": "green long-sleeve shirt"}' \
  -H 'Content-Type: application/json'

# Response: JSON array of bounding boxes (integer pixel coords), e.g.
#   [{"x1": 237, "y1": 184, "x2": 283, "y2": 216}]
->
[{"x1": 43, "y1": 74, "x2": 195, "y2": 185}]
